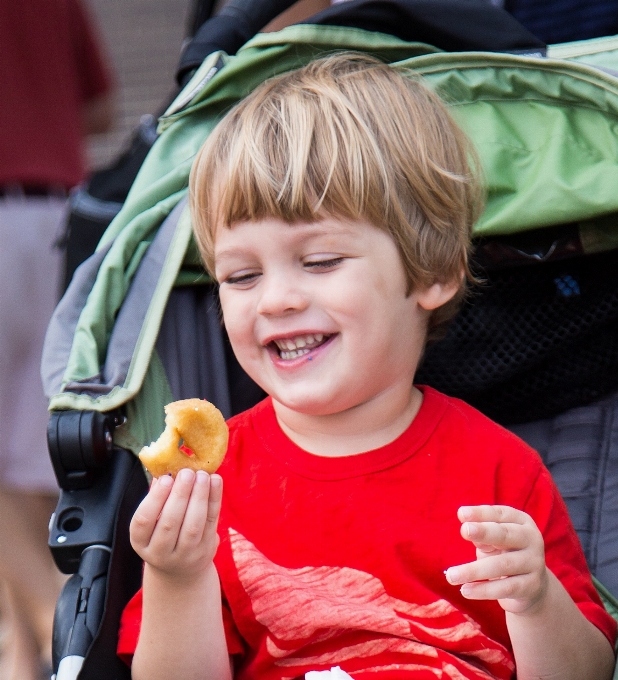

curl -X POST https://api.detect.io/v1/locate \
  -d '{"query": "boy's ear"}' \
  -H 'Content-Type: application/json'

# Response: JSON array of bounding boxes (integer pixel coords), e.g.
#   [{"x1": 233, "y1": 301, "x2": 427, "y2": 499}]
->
[{"x1": 416, "y1": 278, "x2": 461, "y2": 311}]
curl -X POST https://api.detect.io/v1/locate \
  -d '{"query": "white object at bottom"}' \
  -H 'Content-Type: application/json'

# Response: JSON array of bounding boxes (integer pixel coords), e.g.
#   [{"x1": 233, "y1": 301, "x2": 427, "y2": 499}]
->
[
  {"x1": 306, "y1": 667, "x2": 354, "y2": 679},
  {"x1": 54, "y1": 655, "x2": 85, "y2": 680}
]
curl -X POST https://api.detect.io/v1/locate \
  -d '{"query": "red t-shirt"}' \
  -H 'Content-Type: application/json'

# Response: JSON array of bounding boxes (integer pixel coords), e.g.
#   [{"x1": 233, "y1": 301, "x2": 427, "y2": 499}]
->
[
  {"x1": 0, "y1": 0, "x2": 113, "y2": 188},
  {"x1": 118, "y1": 387, "x2": 616, "y2": 679}
]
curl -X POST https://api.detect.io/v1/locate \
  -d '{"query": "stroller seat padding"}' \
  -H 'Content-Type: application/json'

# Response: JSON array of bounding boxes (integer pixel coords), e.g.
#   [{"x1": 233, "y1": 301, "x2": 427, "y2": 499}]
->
[{"x1": 510, "y1": 389, "x2": 618, "y2": 598}]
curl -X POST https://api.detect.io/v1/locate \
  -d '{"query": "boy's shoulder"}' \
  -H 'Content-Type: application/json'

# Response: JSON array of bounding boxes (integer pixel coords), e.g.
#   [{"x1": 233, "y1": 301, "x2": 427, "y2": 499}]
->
[
  {"x1": 422, "y1": 385, "x2": 548, "y2": 479},
  {"x1": 391, "y1": 386, "x2": 544, "y2": 475},
  {"x1": 428, "y1": 386, "x2": 526, "y2": 438}
]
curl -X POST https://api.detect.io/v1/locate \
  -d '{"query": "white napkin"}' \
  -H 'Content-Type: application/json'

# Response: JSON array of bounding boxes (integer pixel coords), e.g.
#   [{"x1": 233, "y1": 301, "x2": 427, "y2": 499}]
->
[{"x1": 305, "y1": 667, "x2": 354, "y2": 679}]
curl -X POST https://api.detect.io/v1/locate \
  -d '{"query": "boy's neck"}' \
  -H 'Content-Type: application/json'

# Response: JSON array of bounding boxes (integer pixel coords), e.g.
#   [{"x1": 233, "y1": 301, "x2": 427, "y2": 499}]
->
[{"x1": 272, "y1": 385, "x2": 424, "y2": 457}]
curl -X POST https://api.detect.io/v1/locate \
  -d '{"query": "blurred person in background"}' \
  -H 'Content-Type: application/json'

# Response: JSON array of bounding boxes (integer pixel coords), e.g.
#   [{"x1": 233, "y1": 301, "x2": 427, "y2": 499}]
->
[{"x1": 0, "y1": 1, "x2": 114, "y2": 678}]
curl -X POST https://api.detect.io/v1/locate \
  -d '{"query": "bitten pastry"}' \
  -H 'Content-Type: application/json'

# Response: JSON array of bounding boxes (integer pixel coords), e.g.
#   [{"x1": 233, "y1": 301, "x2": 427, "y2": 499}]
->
[{"x1": 139, "y1": 398, "x2": 228, "y2": 478}]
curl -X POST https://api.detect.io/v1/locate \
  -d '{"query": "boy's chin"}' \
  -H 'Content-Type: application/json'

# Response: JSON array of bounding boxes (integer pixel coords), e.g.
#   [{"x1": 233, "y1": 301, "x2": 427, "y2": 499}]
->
[{"x1": 271, "y1": 391, "x2": 360, "y2": 418}]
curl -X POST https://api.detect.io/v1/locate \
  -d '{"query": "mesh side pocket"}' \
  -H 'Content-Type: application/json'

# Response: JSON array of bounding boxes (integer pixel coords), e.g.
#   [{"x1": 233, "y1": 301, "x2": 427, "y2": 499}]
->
[{"x1": 416, "y1": 249, "x2": 618, "y2": 425}]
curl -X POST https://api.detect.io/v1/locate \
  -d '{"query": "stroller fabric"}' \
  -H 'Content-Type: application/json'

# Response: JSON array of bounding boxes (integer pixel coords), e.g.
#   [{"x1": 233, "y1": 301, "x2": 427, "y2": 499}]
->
[{"x1": 510, "y1": 389, "x2": 618, "y2": 597}]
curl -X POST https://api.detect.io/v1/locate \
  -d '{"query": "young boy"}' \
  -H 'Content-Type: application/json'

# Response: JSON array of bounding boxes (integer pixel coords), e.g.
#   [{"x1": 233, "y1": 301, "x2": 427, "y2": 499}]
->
[{"x1": 118, "y1": 54, "x2": 617, "y2": 680}]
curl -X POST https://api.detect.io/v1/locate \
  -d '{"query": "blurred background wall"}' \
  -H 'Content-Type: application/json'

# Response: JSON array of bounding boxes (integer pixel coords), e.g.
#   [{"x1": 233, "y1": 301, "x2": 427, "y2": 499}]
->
[
  {"x1": 83, "y1": 0, "x2": 330, "y2": 173},
  {"x1": 84, "y1": 0, "x2": 192, "y2": 171}
]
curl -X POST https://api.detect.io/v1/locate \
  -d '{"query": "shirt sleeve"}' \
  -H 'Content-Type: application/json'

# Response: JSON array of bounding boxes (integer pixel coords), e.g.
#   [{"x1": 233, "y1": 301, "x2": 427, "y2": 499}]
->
[
  {"x1": 117, "y1": 588, "x2": 143, "y2": 667},
  {"x1": 524, "y1": 464, "x2": 617, "y2": 647},
  {"x1": 222, "y1": 595, "x2": 246, "y2": 657}
]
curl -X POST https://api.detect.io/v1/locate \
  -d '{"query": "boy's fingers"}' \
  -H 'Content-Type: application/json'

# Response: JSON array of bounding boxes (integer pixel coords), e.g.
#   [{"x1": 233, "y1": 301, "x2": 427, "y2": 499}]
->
[
  {"x1": 446, "y1": 551, "x2": 535, "y2": 585},
  {"x1": 458, "y1": 505, "x2": 529, "y2": 526},
  {"x1": 147, "y1": 469, "x2": 196, "y2": 552},
  {"x1": 460, "y1": 521, "x2": 531, "y2": 550},
  {"x1": 177, "y1": 471, "x2": 212, "y2": 549},
  {"x1": 206, "y1": 474, "x2": 223, "y2": 525},
  {"x1": 458, "y1": 574, "x2": 531, "y2": 602},
  {"x1": 130, "y1": 476, "x2": 174, "y2": 547}
]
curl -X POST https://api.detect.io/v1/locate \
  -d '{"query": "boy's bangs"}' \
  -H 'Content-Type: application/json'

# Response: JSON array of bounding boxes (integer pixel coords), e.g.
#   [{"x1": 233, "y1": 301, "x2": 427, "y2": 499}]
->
[{"x1": 201, "y1": 72, "x2": 393, "y2": 231}]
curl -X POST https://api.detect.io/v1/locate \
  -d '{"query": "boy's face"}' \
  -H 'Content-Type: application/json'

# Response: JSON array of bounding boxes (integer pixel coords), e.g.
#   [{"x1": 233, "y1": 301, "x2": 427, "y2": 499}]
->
[{"x1": 214, "y1": 216, "x2": 438, "y2": 418}]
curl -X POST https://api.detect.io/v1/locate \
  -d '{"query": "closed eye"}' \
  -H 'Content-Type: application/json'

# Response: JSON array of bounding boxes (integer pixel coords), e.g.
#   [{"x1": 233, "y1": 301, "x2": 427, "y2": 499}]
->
[
  {"x1": 222, "y1": 271, "x2": 260, "y2": 286},
  {"x1": 304, "y1": 257, "x2": 344, "y2": 271}
]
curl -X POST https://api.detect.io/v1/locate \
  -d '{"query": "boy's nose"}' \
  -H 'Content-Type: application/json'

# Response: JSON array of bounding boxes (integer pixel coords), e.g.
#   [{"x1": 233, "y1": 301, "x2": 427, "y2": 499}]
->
[{"x1": 256, "y1": 274, "x2": 308, "y2": 317}]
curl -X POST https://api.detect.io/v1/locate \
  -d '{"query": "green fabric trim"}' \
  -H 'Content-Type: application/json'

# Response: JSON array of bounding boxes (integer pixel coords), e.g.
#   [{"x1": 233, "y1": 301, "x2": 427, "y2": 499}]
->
[
  {"x1": 242, "y1": 23, "x2": 436, "y2": 54},
  {"x1": 176, "y1": 235, "x2": 211, "y2": 286},
  {"x1": 49, "y1": 199, "x2": 192, "y2": 413},
  {"x1": 549, "y1": 34, "x2": 618, "y2": 59},
  {"x1": 175, "y1": 269, "x2": 210, "y2": 287},
  {"x1": 560, "y1": 50, "x2": 618, "y2": 74},
  {"x1": 59, "y1": 192, "x2": 184, "y2": 389}
]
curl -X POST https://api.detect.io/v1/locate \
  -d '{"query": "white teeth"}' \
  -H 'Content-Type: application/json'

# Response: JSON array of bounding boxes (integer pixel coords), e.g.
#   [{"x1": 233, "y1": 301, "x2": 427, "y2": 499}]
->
[
  {"x1": 273, "y1": 333, "x2": 330, "y2": 356},
  {"x1": 280, "y1": 348, "x2": 311, "y2": 360}
]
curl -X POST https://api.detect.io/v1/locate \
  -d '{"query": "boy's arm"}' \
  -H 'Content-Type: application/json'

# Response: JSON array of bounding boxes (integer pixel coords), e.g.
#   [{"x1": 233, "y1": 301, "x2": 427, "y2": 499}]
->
[
  {"x1": 133, "y1": 561, "x2": 231, "y2": 680},
  {"x1": 506, "y1": 568, "x2": 614, "y2": 680},
  {"x1": 446, "y1": 506, "x2": 615, "y2": 680},
  {"x1": 129, "y1": 470, "x2": 232, "y2": 680}
]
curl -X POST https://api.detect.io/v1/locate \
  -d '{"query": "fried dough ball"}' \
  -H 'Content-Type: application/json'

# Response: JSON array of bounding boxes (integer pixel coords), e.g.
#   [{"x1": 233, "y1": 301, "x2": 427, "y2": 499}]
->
[{"x1": 139, "y1": 399, "x2": 228, "y2": 478}]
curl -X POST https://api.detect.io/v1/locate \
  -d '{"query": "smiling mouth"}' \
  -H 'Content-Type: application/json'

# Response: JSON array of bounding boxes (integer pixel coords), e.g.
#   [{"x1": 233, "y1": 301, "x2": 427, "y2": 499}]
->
[{"x1": 271, "y1": 333, "x2": 332, "y2": 360}]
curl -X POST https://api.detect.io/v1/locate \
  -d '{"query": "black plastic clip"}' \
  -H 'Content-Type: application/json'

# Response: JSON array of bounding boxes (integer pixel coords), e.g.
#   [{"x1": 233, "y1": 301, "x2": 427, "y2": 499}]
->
[{"x1": 47, "y1": 410, "x2": 124, "y2": 490}]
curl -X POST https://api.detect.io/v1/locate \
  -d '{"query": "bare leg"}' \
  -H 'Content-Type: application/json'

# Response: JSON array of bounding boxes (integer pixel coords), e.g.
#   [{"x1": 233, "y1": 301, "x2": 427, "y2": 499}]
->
[{"x1": 0, "y1": 486, "x2": 64, "y2": 680}]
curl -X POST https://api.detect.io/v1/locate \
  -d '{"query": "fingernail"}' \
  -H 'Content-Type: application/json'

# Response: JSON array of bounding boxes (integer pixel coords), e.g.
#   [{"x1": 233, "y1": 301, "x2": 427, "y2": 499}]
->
[
  {"x1": 178, "y1": 468, "x2": 193, "y2": 481},
  {"x1": 459, "y1": 506, "x2": 472, "y2": 520},
  {"x1": 461, "y1": 584, "x2": 472, "y2": 597},
  {"x1": 210, "y1": 474, "x2": 222, "y2": 487},
  {"x1": 196, "y1": 470, "x2": 209, "y2": 484},
  {"x1": 465, "y1": 523, "x2": 478, "y2": 539},
  {"x1": 445, "y1": 567, "x2": 459, "y2": 584},
  {"x1": 159, "y1": 474, "x2": 173, "y2": 487}
]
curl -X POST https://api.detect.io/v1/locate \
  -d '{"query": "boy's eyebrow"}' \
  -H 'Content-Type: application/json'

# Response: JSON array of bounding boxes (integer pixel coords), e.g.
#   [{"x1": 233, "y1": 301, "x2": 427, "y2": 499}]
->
[
  {"x1": 304, "y1": 222, "x2": 359, "y2": 239},
  {"x1": 214, "y1": 221, "x2": 362, "y2": 262},
  {"x1": 213, "y1": 247, "x2": 252, "y2": 265},
  {"x1": 291, "y1": 224, "x2": 360, "y2": 247}
]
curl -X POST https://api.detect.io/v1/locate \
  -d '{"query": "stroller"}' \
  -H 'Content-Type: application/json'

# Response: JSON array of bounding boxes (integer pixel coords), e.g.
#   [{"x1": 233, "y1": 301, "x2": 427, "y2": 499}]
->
[{"x1": 41, "y1": 1, "x2": 618, "y2": 678}]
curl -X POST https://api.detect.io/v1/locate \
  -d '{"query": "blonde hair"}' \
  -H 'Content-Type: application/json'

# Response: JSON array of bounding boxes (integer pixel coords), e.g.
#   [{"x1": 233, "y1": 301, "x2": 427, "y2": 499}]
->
[{"x1": 190, "y1": 53, "x2": 482, "y2": 330}]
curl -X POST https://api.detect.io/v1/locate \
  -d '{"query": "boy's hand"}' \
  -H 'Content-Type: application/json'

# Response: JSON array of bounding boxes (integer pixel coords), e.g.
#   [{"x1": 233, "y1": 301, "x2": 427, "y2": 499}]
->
[
  {"x1": 445, "y1": 505, "x2": 549, "y2": 615},
  {"x1": 130, "y1": 468, "x2": 223, "y2": 585}
]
